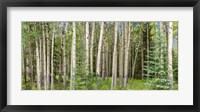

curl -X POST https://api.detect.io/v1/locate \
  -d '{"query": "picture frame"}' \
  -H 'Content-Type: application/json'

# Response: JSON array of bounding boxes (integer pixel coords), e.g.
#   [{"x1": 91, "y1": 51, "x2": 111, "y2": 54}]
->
[{"x1": 0, "y1": 0, "x2": 199, "y2": 112}]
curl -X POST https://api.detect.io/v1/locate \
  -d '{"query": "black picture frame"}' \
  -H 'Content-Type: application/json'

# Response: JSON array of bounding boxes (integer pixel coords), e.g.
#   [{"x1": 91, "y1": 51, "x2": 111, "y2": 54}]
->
[{"x1": 0, "y1": 0, "x2": 199, "y2": 112}]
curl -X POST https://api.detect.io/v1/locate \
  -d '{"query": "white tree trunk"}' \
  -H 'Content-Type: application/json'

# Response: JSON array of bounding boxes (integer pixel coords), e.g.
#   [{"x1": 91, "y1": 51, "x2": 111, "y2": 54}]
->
[
  {"x1": 70, "y1": 22, "x2": 76, "y2": 90},
  {"x1": 27, "y1": 25, "x2": 33, "y2": 89},
  {"x1": 90, "y1": 22, "x2": 95, "y2": 73},
  {"x1": 111, "y1": 22, "x2": 118, "y2": 90},
  {"x1": 124, "y1": 22, "x2": 131, "y2": 88},
  {"x1": 63, "y1": 23, "x2": 67, "y2": 89},
  {"x1": 39, "y1": 30, "x2": 43, "y2": 89},
  {"x1": 119, "y1": 22, "x2": 124, "y2": 87},
  {"x1": 42, "y1": 23, "x2": 47, "y2": 90},
  {"x1": 46, "y1": 24, "x2": 50, "y2": 90},
  {"x1": 51, "y1": 23, "x2": 55, "y2": 90},
  {"x1": 85, "y1": 22, "x2": 89, "y2": 73},
  {"x1": 168, "y1": 22, "x2": 173, "y2": 90},
  {"x1": 96, "y1": 22, "x2": 104, "y2": 76},
  {"x1": 36, "y1": 38, "x2": 41, "y2": 90},
  {"x1": 102, "y1": 40, "x2": 105, "y2": 79}
]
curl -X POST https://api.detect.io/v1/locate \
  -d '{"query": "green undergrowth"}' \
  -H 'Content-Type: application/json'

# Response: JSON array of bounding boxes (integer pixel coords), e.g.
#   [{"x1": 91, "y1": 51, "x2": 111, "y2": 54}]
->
[{"x1": 22, "y1": 77, "x2": 178, "y2": 90}]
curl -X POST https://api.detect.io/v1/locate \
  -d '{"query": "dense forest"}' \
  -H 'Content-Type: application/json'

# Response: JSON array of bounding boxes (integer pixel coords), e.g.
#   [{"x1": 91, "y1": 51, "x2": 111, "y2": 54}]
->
[{"x1": 22, "y1": 21, "x2": 178, "y2": 90}]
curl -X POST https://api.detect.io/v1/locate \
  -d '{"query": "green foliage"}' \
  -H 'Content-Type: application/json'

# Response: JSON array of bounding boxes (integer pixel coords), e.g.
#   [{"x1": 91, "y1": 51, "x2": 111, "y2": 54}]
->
[
  {"x1": 145, "y1": 78, "x2": 170, "y2": 90},
  {"x1": 22, "y1": 75, "x2": 178, "y2": 90},
  {"x1": 173, "y1": 48, "x2": 178, "y2": 81},
  {"x1": 173, "y1": 22, "x2": 178, "y2": 38},
  {"x1": 144, "y1": 22, "x2": 177, "y2": 90}
]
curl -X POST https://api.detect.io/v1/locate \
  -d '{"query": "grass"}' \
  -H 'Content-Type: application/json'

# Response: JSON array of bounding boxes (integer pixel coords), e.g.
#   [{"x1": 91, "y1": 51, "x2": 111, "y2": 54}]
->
[
  {"x1": 127, "y1": 79, "x2": 149, "y2": 90},
  {"x1": 22, "y1": 76, "x2": 178, "y2": 90}
]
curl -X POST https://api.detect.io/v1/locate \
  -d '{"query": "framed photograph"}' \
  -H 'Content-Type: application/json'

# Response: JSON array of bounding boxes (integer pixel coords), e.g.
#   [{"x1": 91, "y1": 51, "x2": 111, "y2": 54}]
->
[{"x1": 0, "y1": 0, "x2": 199, "y2": 112}]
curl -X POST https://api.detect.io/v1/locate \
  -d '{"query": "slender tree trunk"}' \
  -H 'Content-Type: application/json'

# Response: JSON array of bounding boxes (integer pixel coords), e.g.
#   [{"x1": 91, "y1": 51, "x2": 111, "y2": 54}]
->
[
  {"x1": 90, "y1": 22, "x2": 95, "y2": 73},
  {"x1": 63, "y1": 23, "x2": 67, "y2": 89},
  {"x1": 59, "y1": 37, "x2": 63, "y2": 83},
  {"x1": 51, "y1": 23, "x2": 55, "y2": 90},
  {"x1": 168, "y1": 22, "x2": 173, "y2": 90},
  {"x1": 102, "y1": 25, "x2": 107, "y2": 80},
  {"x1": 68, "y1": 54, "x2": 70, "y2": 80},
  {"x1": 131, "y1": 43, "x2": 135, "y2": 79},
  {"x1": 102, "y1": 40, "x2": 105, "y2": 80},
  {"x1": 36, "y1": 38, "x2": 41, "y2": 90},
  {"x1": 105, "y1": 42, "x2": 109, "y2": 80},
  {"x1": 132, "y1": 42, "x2": 140, "y2": 79},
  {"x1": 146, "y1": 22, "x2": 149, "y2": 79},
  {"x1": 129, "y1": 48, "x2": 132, "y2": 78},
  {"x1": 124, "y1": 22, "x2": 131, "y2": 88},
  {"x1": 46, "y1": 24, "x2": 50, "y2": 90},
  {"x1": 96, "y1": 22, "x2": 104, "y2": 76},
  {"x1": 70, "y1": 22, "x2": 76, "y2": 90},
  {"x1": 105, "y1": 39, "x2": 109, "y2": 79},
  {"x1": 104, "y1": 24, "x2": 108, "y2": 79},
  {"x1": 108, "y1": 52, "x2": 111, "y2": 77},
  {"x1": 42, "y1": 23, "x2": 47, "y2": 90},
  {"x1": 85, "y1": 22, "x2": 89, "y2": 74},
  {"x1": 108, "y1": 47, "x2": 110, "y2": 78},
  {"x1": 96, "y1": 22, "x2": 104, "y2": 89},
  {"x1": 140, "y1": 23, "x2": 144, "y2": 80},
  {"x1": 39, "y1": 24, "x2": 43, "y2": 89},
  {"x1": 119, "y1": 22, "x2": 124, "y2": 87},
  {"x1": 124, "y1": 22, "x2": 128, "y2": 88},
  {"x1": 23, "y1": 46, "x2": 27, "y2": 86},
  {"x1": 32, "y1": 46, "x2": 36, "y2": 82},
  {"x1": 27, "y1": 25, "x2": 33, "y2": 89},
  {"x1": 165, "y1": 22, "x2": 169, "y2": 47},
  {"x1": 111, "y1": 22, "x2": 118, "y2": 90}
]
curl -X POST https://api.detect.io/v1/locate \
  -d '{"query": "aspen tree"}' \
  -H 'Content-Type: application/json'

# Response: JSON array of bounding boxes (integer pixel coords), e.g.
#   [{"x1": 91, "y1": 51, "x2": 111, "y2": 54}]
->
[
  {"x1": 51, "y1": 23, "x2": 55, "y2": 90},
  {"x1": 27, "y1": 24, "x2": 33, "y2": 89},
  {"x1": 42, "y1": 23, "x2": 47, "y2": 90},
  {"x1": 102, "y1": 37, "x2": 105, "y2": 79},
  {"x1": 36, "y1": 38, "x2": 41, "y2": 90},
  {"x1": 70, "y1": 22, "x2": 76, "y2": 90},
  {"x1": 124, "y1": 22, "x2": 131, "y2": 88},
  {"x1": 119, "y1": 22, "x2": 124, "y2": 87},
  {"x1": 35, "y1": 23, "x2": 41, "y2": 90},
  {"x1": 90, "y1": 22, "x2": 95, "y2": 73},
  {"x1": 85, "y1": 22, "x2": 89, "y2": 74},
  {"x1": 63, "y1": 23, "x2": 67, "y2": 89},
  {"x1": 111, "y1": 22, "x2": 118, "y2": 90},
  {"x1": 46, "y1": 23, "x2": 50, "y2": 90},
  {"x1": 39, "y1": 23, "x2": 43, "y2": 90},
  {"x1": 168, "y1": 22, "x2": 173, "y2": 90},
  {"x1": 96, "y1": 22, "x2": 104, "y2": 76}
]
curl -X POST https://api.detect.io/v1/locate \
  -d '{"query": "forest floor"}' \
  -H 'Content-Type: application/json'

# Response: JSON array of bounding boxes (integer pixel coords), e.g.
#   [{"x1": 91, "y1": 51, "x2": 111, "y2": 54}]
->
[{"x1": 22, "y1": 77, "x2": 178, "y2": 90}]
